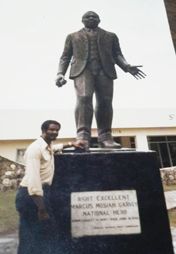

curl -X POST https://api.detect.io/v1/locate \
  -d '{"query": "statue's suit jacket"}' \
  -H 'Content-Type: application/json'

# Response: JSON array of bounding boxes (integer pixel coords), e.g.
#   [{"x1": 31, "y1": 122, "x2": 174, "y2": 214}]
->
[{"x1": 58, "y1": 27, "x2": 130, "y2": 80}]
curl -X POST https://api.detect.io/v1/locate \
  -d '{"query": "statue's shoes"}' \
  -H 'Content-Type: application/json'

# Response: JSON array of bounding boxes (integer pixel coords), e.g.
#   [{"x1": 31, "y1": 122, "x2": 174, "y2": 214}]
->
[{"x1": 98, "y1": 140, "x2": 121, "y2": 149}]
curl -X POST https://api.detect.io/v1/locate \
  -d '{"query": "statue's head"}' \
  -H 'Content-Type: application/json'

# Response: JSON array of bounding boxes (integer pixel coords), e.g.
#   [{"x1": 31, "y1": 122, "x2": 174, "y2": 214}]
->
[{"x1": 82, "y1": 11, "x2": 100, "y2": 29}]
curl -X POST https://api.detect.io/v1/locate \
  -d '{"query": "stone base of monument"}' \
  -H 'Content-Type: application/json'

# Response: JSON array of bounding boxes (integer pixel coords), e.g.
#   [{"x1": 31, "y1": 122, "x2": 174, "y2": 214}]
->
[{"x1": 50, "y1": 150, "x2": 174, "y2": 254}]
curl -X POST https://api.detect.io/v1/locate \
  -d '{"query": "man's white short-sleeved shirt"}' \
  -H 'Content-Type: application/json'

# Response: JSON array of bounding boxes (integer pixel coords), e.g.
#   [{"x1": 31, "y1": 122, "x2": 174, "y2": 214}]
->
[{"x1": 20, "y1": 137, "x2": 63, "y2": 196}]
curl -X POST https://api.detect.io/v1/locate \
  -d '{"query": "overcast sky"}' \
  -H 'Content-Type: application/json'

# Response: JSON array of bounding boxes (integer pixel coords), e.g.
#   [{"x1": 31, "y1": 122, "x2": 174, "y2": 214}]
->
[{"x1": 0, "y1": 0, "x2": 176, "y2": 112}]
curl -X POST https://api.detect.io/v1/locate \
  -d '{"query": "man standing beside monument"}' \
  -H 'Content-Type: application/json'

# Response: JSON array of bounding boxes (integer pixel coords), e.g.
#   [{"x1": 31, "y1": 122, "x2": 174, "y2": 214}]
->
[
  {"x1": 56, "y1": 11, "x2": 145, "y2": 149},
  {"x1": 15, "y1": 120, "x2": 83, "y2": 254}
]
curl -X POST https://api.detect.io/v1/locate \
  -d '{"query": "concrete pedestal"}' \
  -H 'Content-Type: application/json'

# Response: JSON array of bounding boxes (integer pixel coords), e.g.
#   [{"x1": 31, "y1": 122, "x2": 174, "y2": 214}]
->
[{"x1": 50, "y1": 150, "x2": 174, "y2": 254}]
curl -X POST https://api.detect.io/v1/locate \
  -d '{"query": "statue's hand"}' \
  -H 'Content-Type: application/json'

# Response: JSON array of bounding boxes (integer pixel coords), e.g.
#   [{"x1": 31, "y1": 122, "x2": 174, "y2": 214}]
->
[
  {"x1": 56, "y1": 74, "x2": 67, "y2": 87},
  {"x1": 127, "y1": 65, "x2": 146, "y2": 79}
]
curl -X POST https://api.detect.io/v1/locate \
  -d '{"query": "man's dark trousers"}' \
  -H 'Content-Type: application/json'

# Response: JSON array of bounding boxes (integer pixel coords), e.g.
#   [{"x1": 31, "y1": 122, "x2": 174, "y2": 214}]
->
[{"x1": 15, "y1": 186, "x2": 58, "y2": 254}]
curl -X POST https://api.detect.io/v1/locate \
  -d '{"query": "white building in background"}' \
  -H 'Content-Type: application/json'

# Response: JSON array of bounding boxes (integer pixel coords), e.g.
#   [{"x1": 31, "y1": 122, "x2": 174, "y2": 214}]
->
[
  {"x1": 0, "y1": 107, "x2": 176, "y2": 168},
  {"x1": 0, "y1": 1, "x2": 176, "y2": 169}
]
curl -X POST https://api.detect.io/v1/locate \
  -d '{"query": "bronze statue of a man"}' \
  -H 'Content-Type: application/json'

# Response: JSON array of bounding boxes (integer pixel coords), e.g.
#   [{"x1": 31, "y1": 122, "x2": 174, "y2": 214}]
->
[{"x1": 56, "y1": 11, "x2": 145, "y2": 149}]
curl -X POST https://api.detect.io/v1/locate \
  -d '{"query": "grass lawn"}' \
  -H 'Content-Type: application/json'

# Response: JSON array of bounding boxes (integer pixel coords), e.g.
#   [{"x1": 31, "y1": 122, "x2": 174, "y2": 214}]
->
[
  {"x1": 163, "y1": 184, "x2": 176, "y2": 227},
  {"x1": 168, "y1": 209, "x2": 176, "y2": 227},
  {"x1": 0, "y1": 185, "x2": 176, "y2": 235},
  {"x1": 0, "y1": 190, "x2": 19, "y2": 235},
  {"x1": 163, "y1": 184, "x2": 176, "y2": 192}
]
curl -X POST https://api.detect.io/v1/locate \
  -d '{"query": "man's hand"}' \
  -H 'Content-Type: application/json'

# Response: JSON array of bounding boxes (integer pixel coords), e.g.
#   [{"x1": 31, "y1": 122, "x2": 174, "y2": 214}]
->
[
  {"x1": 58, "y1": 140, "x2": 89, "y2": 153},
  {"x1": 31, "y1": 195, "x2": 50, "y2": 221},
  {"x1": 65, "y1": 140, "x2": 89, "y2": 150},
  {"x1": 127, "y1": 65, "x2": 146, "y2": 79},
  {"x1": 72, "y1": 140, "x2": 89, "y2": 151},
  {"x1": 38, "y1": 208, "x2": 50, "y2": 221},
  {"x1": 56, "y1": 74, "x2": 67, "y2": 87},
  {"x1": 72, "y1": 140, "x2": 89, "y2": 149}
]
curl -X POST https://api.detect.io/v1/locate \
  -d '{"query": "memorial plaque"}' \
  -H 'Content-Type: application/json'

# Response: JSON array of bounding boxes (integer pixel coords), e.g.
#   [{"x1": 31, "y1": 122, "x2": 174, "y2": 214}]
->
[{"x1": 71, "y1": 190, "x2": 141, "y2": 237}]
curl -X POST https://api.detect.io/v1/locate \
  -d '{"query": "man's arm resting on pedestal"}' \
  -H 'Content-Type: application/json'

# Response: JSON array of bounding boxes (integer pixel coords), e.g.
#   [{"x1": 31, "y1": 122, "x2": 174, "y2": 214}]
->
[{"x1": 54, "y1": 141, "x2": 86, "y2": 152}]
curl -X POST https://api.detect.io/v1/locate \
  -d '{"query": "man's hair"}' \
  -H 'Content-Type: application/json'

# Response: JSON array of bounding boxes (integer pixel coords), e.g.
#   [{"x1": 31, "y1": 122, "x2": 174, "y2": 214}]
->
[{"x1": 41, "y1": 120, "x2": 61, "y2": 132}]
